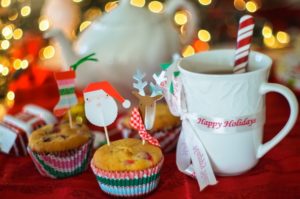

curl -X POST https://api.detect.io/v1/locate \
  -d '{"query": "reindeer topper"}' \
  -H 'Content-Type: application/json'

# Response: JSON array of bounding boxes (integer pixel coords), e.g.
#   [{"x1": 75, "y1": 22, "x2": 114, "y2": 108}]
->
[{"x1": 132, "y1": 69, "x2": 165, "y2": 130}]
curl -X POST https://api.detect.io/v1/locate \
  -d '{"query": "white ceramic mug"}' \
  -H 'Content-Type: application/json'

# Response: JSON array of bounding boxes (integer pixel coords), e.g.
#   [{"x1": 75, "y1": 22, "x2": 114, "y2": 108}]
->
[{"x1": 177, "y1": 50, "x2": 299, "y2": 176}]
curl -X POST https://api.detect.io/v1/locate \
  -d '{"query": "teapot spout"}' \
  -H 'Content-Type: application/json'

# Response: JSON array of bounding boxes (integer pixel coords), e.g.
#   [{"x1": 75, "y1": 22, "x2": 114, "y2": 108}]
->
[
  {"x1": 165, "y1": 0, "x2": 198, "y2": 45},
  {"x1": 44, "y1": 29, "x2": 79, "y2": 70}
]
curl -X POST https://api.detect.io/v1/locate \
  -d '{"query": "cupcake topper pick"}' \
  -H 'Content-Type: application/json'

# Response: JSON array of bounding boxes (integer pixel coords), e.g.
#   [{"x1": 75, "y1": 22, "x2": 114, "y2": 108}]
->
[
  {"x1": 132, "y1": 69, "x2": 163, "y2": 131},
  {"x1": 131, "y1": 69, "x2": 163, "y2": 145},
  {"x1": 53, "y1": 53, "x2": 98, "y2": 129},
  {"x1": 84, "y1": 81, "x2": 130, "y2": 146},
  {"x1": 130, "y1": 107, "x2": 160, "y2": 147},
  {"x1": 53, "y1": 71, "x2": 78, "y2": 128}
]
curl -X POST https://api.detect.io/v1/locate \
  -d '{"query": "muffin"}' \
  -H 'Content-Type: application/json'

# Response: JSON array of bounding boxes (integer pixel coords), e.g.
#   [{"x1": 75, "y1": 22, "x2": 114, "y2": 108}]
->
[
  {"x1": 27, "y1": 123, "x2": 93, "y2": 179},
  {"x1": 91, "y1": 138, "x2": 164, "y2": 197},
  {"x1": 117, "y1": 103, "x2": 181, "y2": 153}
]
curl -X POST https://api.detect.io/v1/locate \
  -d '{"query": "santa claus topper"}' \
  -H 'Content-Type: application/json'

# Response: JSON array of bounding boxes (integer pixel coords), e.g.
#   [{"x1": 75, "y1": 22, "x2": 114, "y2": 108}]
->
[{"x1": 83, "y1": 81, "x2": 131, "y2": 145}]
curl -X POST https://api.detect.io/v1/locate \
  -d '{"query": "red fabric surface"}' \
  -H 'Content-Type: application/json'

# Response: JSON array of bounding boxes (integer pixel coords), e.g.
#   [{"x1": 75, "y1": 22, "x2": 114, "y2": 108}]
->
[{"x1": 1, "y1": 71, "x2": 300, "y2": 199}]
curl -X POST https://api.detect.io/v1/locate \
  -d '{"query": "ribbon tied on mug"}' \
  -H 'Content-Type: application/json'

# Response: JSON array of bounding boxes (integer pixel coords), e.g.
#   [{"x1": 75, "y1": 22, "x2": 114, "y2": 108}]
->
[{"x1": 157, "y1": 60, "x2": 218, "y2": 191}]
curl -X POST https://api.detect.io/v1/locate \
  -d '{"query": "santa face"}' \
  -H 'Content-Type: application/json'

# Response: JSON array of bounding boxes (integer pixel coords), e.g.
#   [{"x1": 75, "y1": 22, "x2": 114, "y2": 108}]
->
[{"x1": 84, "y1": 90, "x2": 118, "y2": 127}]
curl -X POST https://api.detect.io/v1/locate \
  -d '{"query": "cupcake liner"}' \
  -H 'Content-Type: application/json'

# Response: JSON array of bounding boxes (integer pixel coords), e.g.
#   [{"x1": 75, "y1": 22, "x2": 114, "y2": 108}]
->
[
  {"x1": 91, "y1": 157, "x2": 164, "y2": 197},
  {"x1": 27, "y1": 139, "x2": 93, "y2": 179},
  {"x1": 117, "y1": 117, "x2": 181, "y2": 153}
]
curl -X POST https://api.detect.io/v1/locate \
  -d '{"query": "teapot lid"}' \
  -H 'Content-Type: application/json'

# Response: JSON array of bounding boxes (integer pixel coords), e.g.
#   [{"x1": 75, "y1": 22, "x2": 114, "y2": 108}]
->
[{"x1": 97, "y1": 0, "x2": 161, "y2": 25}]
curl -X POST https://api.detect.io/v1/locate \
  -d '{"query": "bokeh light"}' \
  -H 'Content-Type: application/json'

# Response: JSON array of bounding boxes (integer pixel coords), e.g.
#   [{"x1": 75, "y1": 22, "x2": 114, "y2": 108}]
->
[
  {"x1": 263, "y1": 36, "x2": 276, "y2": 48},
  {"x1": 105, "y1": 1, "x2": 119, "y2": 12},
  {"x1": 6, "y1": 91, "x2": 15, "y2": 101},
  {"x1": 13, "y1": 28, "x2": 23, "y2": 40},
  {"x1": 174, "y1": 11, "x2": 188, "y2": 25},
  {"x1": 245, "y1": 1, "x2": 257, "y2": 13},
  {"x1": 2, "y1": 26, "x2": 13, "y2": 38},
  {"x1": 262, "y1": 25, "x2": 272, "y2": 38},
  {"x1": 130, "y1": 0, "x2": 145, "y2": 7},
  {"x1": 1, "y1": 40, "x2": 10, "y2": 50},
  {"x1": 21, "y1": 60, "x2": 29, "y2": 69},
  {"x1": 42, "y1": 45, "x2": 55, "y2": 59},
  {"x1": 0, "y1": 64, "x2": 3, "y2": 73},
  {"x1": 198, "y1": 29, "x2": 211, "y2": 42},
  {"x1": 234, "y1": 0, "x2": 245, "y2": 11},
  {"x1": 2, "y1": 67, "x2": 9, "y2": 76},
  {"x1": 21, "y1": 6, "x2": 31, "y2": 17},
  {"x1": 39, "y1": 18, "x2": 50, "y2": 31},
  {"x1": 8, "y1": 12, "x2": 18, "y2": 21},
  {"x1": 13, "y1": 59, "x2": 22, "y2": 70},
  {"x1": 182, "y1": 45, "x2": 195, "y2": 57},
  {"x1": 79, "y1": 21, "x2": 91, "y2": 32},
  {"x1": 194, "y1": 40, "x2": 210, "y2": 52},
  {"x1": 1, "y1": 0, "x2": 11, "y2": 7},
  {"x1": 276, "y1": 31, "x2": 290, "y2": 44},
  {"x1": 199, "y1": 0, "x2": 212, "y2": 6},
  {"x1": 148, "y1": 1, "x2": 163, "y2": 13},
  {"x1": 13, "y1": 59, "x2": 28, "y2": 70}
]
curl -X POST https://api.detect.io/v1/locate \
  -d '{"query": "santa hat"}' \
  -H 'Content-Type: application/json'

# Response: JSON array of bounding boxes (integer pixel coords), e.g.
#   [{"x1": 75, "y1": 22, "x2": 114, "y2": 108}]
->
[{"x1": 83, "y1": 81, "x2": 131, "y2": 108}]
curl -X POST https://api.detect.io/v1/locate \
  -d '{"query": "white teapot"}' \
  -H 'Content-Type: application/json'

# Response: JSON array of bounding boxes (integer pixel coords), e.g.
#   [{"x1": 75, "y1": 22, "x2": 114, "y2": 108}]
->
[{"x1": 46, "y1": 0, "x2": 197, "y2": 98}]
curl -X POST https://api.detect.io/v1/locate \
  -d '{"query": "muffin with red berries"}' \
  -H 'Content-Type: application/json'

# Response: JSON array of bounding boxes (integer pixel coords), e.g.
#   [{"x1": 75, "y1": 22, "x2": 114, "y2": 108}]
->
[{"x1": 90, "y1": 138, "x2": 164, "y2": 197}]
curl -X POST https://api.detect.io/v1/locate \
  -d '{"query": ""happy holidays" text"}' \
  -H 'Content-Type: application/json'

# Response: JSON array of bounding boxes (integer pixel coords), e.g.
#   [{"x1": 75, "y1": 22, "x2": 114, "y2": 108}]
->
[{"x1": 197, "y1": 117, "x2": 257, "y2": 129}]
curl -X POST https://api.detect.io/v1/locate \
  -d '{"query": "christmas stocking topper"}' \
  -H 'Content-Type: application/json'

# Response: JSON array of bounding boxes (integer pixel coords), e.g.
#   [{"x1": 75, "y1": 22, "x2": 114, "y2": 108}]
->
[{"x1": 53, "y1": 53, "x2": 98, "y2": 118}]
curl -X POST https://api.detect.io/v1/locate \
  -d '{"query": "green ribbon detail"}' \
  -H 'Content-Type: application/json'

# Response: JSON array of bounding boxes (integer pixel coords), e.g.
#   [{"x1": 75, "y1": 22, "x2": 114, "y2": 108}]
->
[
  {"x1": 71, "y1": 53, "x2": 98, "y2": 71},
  {"x1": 169, "y1": 71, "x2": 180, "y2": 94},
  {"x1": 170, "y1": 82, "x2": 174, "y2": 94},
  {"x1": 160, "y1": 62, "x2": 172, "y2": 70},
  {"x1": 59, "y1": 87, "x2": 75, "y2": 95},
  {"x1": 174, "y1": 71, "x2": 180, "y2": 77}
]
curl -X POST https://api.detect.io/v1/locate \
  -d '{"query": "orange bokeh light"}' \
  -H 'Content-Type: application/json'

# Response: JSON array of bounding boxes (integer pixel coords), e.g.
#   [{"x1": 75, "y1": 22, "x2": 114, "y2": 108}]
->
[{"x1": 193, "y1": 39, "x2": 210, "y2": 52}]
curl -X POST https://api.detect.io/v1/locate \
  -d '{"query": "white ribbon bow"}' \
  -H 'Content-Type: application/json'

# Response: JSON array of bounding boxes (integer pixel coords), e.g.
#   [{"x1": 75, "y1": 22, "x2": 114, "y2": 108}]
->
[
  {"x1": 159, "y1": 65, "x2": 218, "y2": 191},
  {"x1": 177, "y1": 111, "x2": 218, "y2": 191}
]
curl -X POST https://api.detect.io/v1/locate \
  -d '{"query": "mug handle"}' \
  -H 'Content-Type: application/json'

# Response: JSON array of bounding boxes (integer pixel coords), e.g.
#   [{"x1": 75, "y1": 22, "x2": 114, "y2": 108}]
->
[{"x1": 257, "y1": 83, "x2": 299, "y2": 158}]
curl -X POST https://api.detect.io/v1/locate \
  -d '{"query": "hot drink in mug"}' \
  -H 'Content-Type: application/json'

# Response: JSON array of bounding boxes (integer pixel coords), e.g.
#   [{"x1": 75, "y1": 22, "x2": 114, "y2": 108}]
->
[{"x1": 176, "y1": 49, "x2": 298, "y2": 175}]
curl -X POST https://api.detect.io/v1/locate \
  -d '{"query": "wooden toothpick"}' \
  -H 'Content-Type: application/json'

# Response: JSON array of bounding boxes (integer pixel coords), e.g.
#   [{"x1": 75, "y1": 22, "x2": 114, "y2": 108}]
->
[
  {"x1": 100, "y1": 111, "x2": 110, "y2": 146},
  {"x1": 104, "y1": 125, "x2": 110, "y2": 146},
  {"x1": 68, "y1": 110, "x2": 73, "y2": 129}
]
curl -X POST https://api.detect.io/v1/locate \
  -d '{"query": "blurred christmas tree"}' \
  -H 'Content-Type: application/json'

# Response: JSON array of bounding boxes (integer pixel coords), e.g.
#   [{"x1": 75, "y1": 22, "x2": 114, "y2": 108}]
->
[{"x1": 0, "y1": 0, "x2": 299, "y2": 106}]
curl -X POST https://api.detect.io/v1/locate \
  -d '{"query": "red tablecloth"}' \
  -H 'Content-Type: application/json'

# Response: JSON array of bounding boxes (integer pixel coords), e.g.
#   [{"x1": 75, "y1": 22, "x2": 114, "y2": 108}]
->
[{"x1": 1, "y1": 71, "x2": 300, "y2": 199}]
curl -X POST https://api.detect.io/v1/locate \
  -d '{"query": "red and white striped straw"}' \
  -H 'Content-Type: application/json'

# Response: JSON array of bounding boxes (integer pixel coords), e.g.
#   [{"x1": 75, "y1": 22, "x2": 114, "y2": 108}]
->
[{"x1": 233, "y1": 15, "x2": 255, "y2": 74}]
